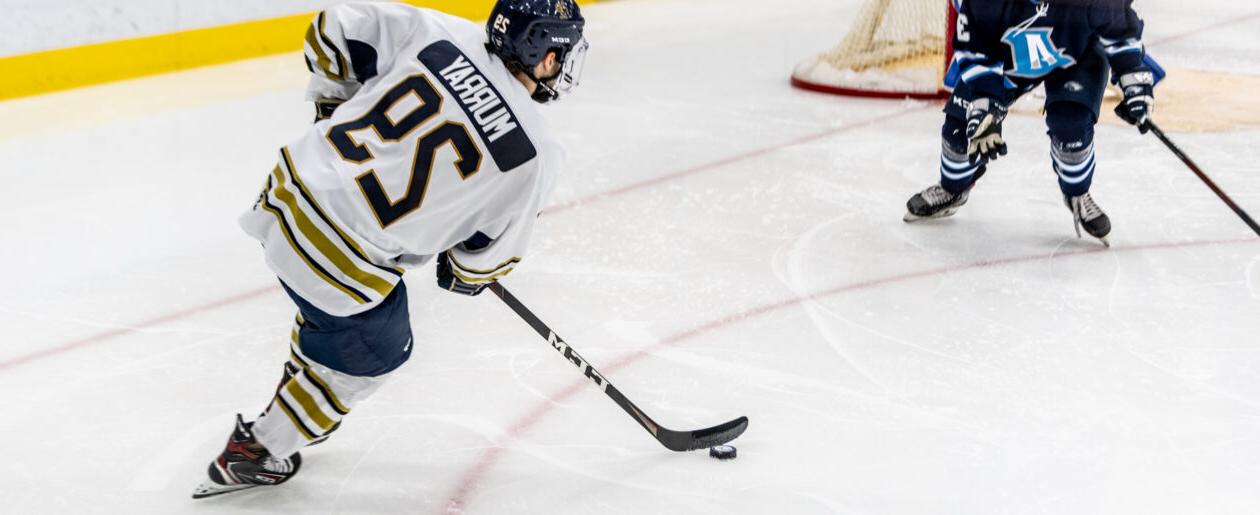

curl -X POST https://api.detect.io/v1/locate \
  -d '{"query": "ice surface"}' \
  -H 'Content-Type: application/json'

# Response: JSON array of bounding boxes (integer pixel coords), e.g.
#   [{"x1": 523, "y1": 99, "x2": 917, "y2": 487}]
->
[{"x1": 1, "y1": 0, "x2": 1258, "y2": 513}]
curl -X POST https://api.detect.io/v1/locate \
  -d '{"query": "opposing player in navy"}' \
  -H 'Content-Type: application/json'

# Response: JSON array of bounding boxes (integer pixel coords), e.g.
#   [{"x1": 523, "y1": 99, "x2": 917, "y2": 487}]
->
[
  {"x1": 904, "y1": 0, "x2": 1156, "y2": 245},
  {"x1": 193, "y1": 0, "x2": 588, "y2": 498}
]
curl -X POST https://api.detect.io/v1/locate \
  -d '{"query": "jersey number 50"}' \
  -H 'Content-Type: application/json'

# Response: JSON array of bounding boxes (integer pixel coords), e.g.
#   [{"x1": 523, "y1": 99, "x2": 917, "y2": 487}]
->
[{"x1": 327, "y1": 74, "x2": 484, "y2": 228}]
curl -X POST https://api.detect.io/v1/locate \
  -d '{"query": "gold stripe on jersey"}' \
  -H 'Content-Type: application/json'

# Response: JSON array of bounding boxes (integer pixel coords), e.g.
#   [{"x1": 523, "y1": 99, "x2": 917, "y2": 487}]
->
[
  {"x1": 447, "y1": 252, "x2": 521, "y2": 283},
  {"x1": 272, "y1": 397, "x2": 318, "y2": 441},
  {"x1": 316, "y1": 12, "x2": 349, "y2": 81},
  {"x1": 259, "y1": 179, "x2": 370, "y2": 305},
  {"x1": 304, "y1": 12, "x2": 343, "y2": 80},
  {"x1": 281, "y1": 148, "x2": 404, "y2": 276},
  {"x1": 269, "y1": 166, "x2": 397, "y2": 298},
  {"x1": 284, "y1": 377, "x2": 338, "y2": 431}
]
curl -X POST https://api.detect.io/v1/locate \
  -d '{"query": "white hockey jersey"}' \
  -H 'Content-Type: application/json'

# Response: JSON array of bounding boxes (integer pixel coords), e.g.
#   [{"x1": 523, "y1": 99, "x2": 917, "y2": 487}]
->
[{"x1": 241, "y1": 3, "x2": 565, "y2": 316}]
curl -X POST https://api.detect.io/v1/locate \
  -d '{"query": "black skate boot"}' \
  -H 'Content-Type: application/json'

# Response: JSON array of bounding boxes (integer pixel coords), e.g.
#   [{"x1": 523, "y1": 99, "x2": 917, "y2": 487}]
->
[
  {"x1": 1065, "y1": 192, "x2": 1111, "y2": 246},
  {"x1": 904, "y1": 184, "x2": 971, "y2": 222},
  {"x1": 192, "y1": 415, "x2": 302, "y2": 499}
]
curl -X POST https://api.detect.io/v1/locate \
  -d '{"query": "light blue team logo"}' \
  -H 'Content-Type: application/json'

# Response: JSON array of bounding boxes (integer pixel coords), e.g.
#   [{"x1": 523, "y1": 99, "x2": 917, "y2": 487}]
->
[{"x1": 1001, "y1": 27, "x2": 1076, "y2": 78}]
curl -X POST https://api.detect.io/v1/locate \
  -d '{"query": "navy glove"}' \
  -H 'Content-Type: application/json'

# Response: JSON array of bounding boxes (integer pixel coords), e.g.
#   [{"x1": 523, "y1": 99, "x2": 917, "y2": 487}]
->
[
  {"x1": 966, "y1": 97, "x2": 1009, "y2": 162},
  {"x1": 1114, "y1": 71, "x2": 1155, "y2": 133},
  {"x1": 436, "y1": 252, "x2": 487, "y2": 296}
]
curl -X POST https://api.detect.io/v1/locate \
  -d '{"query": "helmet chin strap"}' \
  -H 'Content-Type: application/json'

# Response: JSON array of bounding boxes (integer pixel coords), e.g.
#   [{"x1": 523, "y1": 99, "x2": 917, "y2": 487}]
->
[{"x1": 524, "y1": 68, "x2": 561, "y2": 104}]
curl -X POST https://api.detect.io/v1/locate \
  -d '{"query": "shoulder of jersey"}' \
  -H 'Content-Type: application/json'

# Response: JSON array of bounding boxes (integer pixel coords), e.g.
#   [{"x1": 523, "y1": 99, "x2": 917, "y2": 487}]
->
[{"x1": 400, "y1": 6, "x2": 559, "y2": 172}]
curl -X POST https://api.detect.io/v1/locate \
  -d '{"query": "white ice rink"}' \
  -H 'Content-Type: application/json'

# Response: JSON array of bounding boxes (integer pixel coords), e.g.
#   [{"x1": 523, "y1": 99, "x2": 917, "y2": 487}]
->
[{"x1": 2, "y1": 0, "x2": 1259, "y2": 513}]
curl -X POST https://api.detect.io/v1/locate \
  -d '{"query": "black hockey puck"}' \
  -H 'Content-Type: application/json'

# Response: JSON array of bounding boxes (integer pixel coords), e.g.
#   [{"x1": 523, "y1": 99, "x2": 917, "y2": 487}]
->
[{"x1": 709, "y1": 445, "x2": 737, "y2": 460}]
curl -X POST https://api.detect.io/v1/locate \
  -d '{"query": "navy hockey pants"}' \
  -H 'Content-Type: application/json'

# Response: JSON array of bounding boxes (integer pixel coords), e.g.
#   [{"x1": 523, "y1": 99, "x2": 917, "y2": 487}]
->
[{"x1": 282, "y1": 279, "x2": 414, "y2": 377}]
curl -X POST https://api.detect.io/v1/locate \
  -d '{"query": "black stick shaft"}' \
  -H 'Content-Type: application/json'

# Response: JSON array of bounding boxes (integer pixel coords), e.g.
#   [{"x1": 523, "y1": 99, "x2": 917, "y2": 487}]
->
[
  {"x1": 1147, "y1": 122, "x2": 1260, "y2": 238},
  {"x1": 487, "y1": 283, "x2": 666, "y2": 441}
]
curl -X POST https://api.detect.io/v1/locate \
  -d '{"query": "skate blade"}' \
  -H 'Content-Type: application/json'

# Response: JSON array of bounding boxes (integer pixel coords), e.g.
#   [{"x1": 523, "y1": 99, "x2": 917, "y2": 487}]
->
[
  {"x1": 903, "y1": 207, "x2": 959, "y2": 223},
  {"x1": 1074, "y1": 232, "x2": 1111, "y2": 248},
  {"x1": 192, "y1": 481, "x2": 258, "y2": 499}
]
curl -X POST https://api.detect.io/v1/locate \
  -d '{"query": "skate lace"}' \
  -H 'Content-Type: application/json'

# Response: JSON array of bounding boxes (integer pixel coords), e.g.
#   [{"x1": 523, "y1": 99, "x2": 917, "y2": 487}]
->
[
  {"x1": 923, "y1": 185, "x2": 955, "y2": 206},
  {"x1": 1077, "y1": 194, "x2": 1103, "y2": 222},
  {"x1": 262, "y1": 456, "x2": 294, "y2": 474}
]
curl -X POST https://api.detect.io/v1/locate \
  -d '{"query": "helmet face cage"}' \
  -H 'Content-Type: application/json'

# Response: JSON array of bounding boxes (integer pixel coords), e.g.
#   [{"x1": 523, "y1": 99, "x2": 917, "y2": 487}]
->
[{"x1": 551, "y1": 37, "x2": 588, "y2": 96}]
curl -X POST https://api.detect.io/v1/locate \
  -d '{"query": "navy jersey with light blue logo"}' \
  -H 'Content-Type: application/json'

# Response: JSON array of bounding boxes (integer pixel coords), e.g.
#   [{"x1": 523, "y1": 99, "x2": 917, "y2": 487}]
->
[{"x1": 949, "y1": 0, "x2": 1148, "y2": 101}]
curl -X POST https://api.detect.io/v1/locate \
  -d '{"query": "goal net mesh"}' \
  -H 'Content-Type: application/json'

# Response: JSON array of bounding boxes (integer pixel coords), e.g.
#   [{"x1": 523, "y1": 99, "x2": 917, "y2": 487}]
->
[{"x1": 792, "y1": 0, "x2": 951, "y2": 98}]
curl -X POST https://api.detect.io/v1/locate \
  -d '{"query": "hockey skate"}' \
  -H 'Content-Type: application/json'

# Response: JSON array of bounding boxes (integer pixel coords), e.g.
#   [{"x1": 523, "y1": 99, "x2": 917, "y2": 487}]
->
[
  {"x1": 192, "y1": 415, "x2": 302, "y2": 499},
  {"x1": 904, "y1": 184, "x2": 970, "y2": 222},
  {"x1": 1066, "y1": 192, "x2": 1111, "y2": 247}
]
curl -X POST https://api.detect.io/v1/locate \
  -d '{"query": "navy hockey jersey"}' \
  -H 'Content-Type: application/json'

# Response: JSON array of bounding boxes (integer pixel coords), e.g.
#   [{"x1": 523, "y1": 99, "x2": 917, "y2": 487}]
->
[{"x1": 949, "y1": 0, "x2": 1149, "y2": 100}]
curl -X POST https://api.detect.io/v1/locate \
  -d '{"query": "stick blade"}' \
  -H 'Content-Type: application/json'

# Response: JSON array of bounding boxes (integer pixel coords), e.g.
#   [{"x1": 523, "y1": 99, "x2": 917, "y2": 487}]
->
[{"x1": 659, "y1": 416, "x2": 749, "y2": 452}]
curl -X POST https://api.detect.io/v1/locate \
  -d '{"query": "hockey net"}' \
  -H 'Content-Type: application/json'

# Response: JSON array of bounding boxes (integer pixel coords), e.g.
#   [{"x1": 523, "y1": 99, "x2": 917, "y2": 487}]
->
[{"x1": 792, "y1": 0, "x2": 954, "y2": 99}]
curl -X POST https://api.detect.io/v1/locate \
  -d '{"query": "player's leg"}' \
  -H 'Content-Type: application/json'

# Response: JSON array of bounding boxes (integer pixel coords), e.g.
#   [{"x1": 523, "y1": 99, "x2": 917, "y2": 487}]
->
[
  {"x1": 904, "y1": 107, "x2": 987, "y2": 222},
  {"x1": 1044, "y1": 52, "x2": 1111, "y2": 243},
  {"x1": 254, "y1": 280, "x2": 412, "y2": 454},
  {"x1": 195, "y1": 280, "x2": 413, "y2": 498}
]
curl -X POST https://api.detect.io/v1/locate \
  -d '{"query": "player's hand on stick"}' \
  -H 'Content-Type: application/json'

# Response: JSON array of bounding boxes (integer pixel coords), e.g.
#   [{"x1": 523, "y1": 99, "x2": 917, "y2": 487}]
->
[
  {"x1": 1114, "y1": 71, "x2": 1155, "y2": 133},
  {"x1": 966, "y1": 97, "x2": 1009, "y2": 162},
  {"x1": 436, "y1": 252, "x2": 488, "y2": 296}
]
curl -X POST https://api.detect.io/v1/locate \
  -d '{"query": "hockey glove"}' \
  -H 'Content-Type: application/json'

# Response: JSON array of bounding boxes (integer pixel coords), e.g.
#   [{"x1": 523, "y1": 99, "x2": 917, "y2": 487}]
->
[
  {"x1": 314, "y1": 97, "x2": 344, "y2": 122},
  {"x1": 1114, "y1": 71, "x2": 1155, "y2": 133},
  {"x1": 436, "y1": 252, "x2": 488, "y2": 296},
  {"x1": 966, "y1": 97, "x2": 1009, "y2": 162}
]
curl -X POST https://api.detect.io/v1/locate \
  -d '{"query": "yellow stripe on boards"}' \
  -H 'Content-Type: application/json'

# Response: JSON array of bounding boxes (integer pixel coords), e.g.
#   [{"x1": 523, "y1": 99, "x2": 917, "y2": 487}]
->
[
  {"x1": 0, "y1": 12, "x2": 312, "y2": 102},
  {"x1": 285, "y1": 379, "x2": 337, "y2": 431},
  {"x1": 0, "y1": 1, "x2": 601, "y2": 101}
]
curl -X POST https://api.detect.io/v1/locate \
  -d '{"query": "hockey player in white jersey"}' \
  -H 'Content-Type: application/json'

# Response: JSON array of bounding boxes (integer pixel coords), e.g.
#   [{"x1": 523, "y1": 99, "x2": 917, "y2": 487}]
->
[{"x1": 193, "y1": 0, "x2": 588, "y2": 498}]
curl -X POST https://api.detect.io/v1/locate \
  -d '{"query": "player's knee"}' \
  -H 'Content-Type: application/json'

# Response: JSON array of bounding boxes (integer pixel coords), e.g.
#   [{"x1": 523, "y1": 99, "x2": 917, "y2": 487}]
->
[
  {"x1": 1045, "y1": 102, "x2": 1095, "y2": 153},
  {"x1": 940, "y1": 114, "x2": 972, "y2": 164},
  {"x1": 941, "y1": 114, "x2": 968, "y2": 149}
]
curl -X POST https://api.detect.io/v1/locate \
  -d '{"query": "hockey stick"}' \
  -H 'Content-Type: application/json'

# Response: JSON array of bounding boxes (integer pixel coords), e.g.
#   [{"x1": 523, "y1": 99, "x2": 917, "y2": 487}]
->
[
  {"x1": 487, "y1": 282, "x2": 749, "y2": 452},
  {"x1": 1145, "y1": 121, "x2": 1260, "y2": 238}
]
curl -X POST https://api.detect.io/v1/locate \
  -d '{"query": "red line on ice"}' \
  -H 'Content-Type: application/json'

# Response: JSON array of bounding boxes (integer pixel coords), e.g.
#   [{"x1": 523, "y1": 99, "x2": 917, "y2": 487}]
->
[
  {"x1": 2, "y1": 0, "x2": 1247, "y2": 373},
  {"x1": 441, "y1": 237, "x2": 1258, "y2": 513},
  {"x1": 541, "y1": 105, "x2": 929, "y2": 216},
  {"x1": 0, "y1": 286, "x2": 277, "y2": 371},
  {"x1": 0, "y1": 107, "x2": 927, "y2": 373}
]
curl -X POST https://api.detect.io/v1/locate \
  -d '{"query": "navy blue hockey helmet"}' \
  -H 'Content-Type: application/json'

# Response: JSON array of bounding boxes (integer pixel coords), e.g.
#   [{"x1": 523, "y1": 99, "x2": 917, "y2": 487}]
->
[{"x1": 486, "y1": 0, "x2": 588, "y2": 103}]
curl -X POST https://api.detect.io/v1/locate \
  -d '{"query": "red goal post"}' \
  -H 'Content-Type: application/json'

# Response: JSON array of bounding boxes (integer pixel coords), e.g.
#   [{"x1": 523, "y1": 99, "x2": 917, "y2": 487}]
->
[{"x1": 791, "y1": 0, "x2": 957, "y2": 100}]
